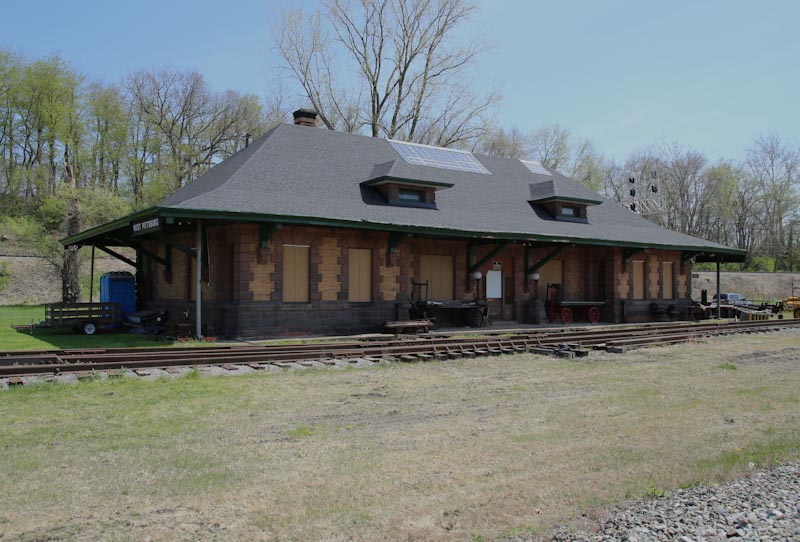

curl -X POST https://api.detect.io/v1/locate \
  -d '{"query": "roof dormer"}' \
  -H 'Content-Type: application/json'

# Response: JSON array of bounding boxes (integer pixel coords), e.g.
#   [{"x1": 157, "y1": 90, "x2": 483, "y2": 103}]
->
[
  {"x1": 528, "y1": 180, "x2": 602, "y2": 223},
  {"x1": 362, "y1": 160, "x2": 453, "y2": 209}
]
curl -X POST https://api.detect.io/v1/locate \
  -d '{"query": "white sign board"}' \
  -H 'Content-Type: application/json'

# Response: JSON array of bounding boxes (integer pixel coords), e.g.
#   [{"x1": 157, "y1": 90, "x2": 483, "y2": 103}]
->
[{"x1": 486, "y1": 270, "x2": 502, "y2": 299}]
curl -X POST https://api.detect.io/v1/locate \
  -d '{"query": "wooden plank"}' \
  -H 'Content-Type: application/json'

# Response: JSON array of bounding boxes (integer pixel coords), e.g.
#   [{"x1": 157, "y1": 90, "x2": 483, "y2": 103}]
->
[
  {"x1": 663, "y1": 262, "x2": 674, "y2": 299},
  {"x1": 420, "y1": 255, "x2": 454, "y2": 300},
  {"x1": 283, "y1": 245, "x2": 310, "y2": 302},
  {"x1": 632, "y1": 260, "x2": 645, "y2": 300},
  {"x1": 348, "y1": 248, "x2": 372, "y2": 302}
]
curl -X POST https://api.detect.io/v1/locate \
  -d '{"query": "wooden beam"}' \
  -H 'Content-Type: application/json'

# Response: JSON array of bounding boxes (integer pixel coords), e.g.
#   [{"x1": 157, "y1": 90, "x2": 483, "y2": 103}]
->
[
  {"x1": 468, "y1": 240, "x2": 511, "y2": 273},
  {"x1": 96, "y1": 245, "x2": 136, "y2": 268},
  {"x1": 153, "y1": 232, "x2": 195, "y2": 259},
  {"x1": 526, "y1": 246, "x2": 565, "y2": 275},
  {"x1": 110, "y1": 237, "x2": 168, "y2": 266}
]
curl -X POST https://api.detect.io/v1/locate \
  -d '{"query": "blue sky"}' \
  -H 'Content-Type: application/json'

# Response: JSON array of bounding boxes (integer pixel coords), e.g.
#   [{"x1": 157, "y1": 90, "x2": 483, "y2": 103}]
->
[{"x1": 2, "y1": 0, "x2": 797, "y2": 161}]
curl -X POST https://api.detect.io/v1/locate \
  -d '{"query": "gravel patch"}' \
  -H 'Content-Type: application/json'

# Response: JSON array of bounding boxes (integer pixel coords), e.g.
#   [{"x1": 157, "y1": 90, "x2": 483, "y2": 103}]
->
[{"x1": 548, "y1": 462, "x2": 800, "y2": 542}]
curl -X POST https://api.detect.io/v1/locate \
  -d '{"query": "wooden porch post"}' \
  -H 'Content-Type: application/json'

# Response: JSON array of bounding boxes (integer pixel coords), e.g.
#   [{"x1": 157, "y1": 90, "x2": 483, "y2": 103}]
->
[
  {"x1": 716, "y1": 260, "x2": 721, "y2": 320},
  {"x1": 196, "y1": 220, "x2": 203, "y2": 339},
  {"x1": 89, "y1": 246, "x2": 95, "y2": 303}
]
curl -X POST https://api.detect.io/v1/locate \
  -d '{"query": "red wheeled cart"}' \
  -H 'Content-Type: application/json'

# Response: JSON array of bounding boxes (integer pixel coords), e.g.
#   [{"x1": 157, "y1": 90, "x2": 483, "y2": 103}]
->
[{"x1": 546, "y1": 284, "x2": 605, "y2": 324}]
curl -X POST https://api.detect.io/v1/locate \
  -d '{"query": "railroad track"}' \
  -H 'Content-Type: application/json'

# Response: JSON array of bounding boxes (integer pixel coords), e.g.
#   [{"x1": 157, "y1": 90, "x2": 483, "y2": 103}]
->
[{"x1": 2, "y1": 319, "x2": 799, "y2": 385}]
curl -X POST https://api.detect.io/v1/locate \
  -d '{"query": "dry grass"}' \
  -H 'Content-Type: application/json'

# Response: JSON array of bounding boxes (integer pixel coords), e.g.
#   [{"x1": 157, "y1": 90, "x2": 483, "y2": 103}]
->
[{"x1": 2, "y1": 332, "x2": 800, "y2": 541}]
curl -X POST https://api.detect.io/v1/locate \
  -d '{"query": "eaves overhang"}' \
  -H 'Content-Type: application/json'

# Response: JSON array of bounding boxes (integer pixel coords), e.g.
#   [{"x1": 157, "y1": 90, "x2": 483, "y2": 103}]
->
[
  {"x1": 529, "y1": 195, "x2": 603, "y2": 206},
  {"x1": 62, "y1": 206, "x2": 748, "y2": 262},
  {"x1": 361, "y1": 175, "x2": 454, "y2": 189},
  {"x1": 145, "y1": 207, "x2": 747, "y2": 260},
  {"x1": 61, "y1": 206, "x2": 161, "y2": 246}
]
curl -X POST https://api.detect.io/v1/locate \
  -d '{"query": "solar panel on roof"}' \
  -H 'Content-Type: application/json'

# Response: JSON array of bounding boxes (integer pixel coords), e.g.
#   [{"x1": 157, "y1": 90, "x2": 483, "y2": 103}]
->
[
  {"x1": 520, "y1": 160, "x2": 551, "y2": 176},
  {"x1": 389, "y1": 140, "x2": 490, "y2": 174}
]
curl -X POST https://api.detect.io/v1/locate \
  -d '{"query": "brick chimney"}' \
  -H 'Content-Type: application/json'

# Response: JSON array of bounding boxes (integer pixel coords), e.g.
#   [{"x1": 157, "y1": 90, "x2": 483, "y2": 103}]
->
[{"x1": 292, "y1": 108, "x2": 318, "y2": 127}]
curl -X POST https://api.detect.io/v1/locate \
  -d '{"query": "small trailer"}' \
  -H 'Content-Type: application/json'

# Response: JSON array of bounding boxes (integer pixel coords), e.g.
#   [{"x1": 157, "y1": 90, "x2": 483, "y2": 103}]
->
[
  {"x1": 692, "y1": 302, "x2": 776, "y2": 321},
  {"x1": 44, "y1": 302, "x2": 123, "y2": 335},
  {"x1": 408, "y1": 281, "x2": 488, "y2": 329},
  {"x1": 546, "y1": 284, "x2": 604, "y2": 324}
]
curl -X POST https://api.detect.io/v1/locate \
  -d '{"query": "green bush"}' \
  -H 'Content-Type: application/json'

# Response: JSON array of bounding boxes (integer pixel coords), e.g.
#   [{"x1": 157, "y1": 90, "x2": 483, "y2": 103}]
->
[
  {"x1": 36, "y1": 196, "x2": 68, "y2": 232},
  {"x1": 747, "y1": 256, "x2": 775, "y2": 272}
]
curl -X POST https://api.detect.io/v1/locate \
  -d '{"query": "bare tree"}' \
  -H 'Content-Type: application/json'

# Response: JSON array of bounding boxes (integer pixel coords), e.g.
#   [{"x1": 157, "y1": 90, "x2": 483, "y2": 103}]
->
[
  {"x1": 744, "y1": 133, "x2": 799, "y2": 265},
  {"x1": 473, "y1": 126, "x2": 527, "y2": 159},
  {"x1": 527, "y1": 124, "x2": 571, "y2": 170},
  {"x1": 125, "y1": 68, "x2": 266, "y2": 193},
  {"x1": 568, "y1": 138, "x2": 604, "y2": 191},
  {"x1": 273, "y1": 0, "x2": 497, "y2": 146}
]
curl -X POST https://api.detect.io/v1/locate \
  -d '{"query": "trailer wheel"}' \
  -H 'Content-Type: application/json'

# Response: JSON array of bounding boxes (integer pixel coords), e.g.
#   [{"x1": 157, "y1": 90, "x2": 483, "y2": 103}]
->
[
  {"x1": 467, "y1": 307, "x2": 483, "y2": 328},
  {"x1": 81, "y1": 321, "x2": 97, "y2": 335},
  {"x1": 560, "y1": 307, "x2": 573, "y2": 325}
]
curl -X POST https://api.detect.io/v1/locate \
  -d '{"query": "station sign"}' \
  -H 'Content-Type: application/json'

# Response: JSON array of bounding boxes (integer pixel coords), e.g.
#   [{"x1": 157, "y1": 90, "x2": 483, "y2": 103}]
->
[{"x1": 131, "y1": 216, "x2": 163, "y2": 236}]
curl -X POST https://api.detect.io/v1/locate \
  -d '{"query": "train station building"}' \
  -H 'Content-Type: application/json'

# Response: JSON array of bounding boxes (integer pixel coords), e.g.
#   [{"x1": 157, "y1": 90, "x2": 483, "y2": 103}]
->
[{"x1": 63, "y1": 110, "x2": 746, "y2": 338}]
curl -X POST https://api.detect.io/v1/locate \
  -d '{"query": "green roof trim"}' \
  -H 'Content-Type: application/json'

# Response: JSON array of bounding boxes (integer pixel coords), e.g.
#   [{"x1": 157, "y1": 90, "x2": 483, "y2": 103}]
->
[
  {"x1": 61, "y1": 207, "x2": 160, "y2": 246},
  {"x1": 530, "y1": 195, "x2": 603, "y2": 205},
  {"x1": 361, "y1": 176, "x2": 454, "y2": 189},
  {"x1": 158, "y1": 207, "x2": 748, "y2": 256},
  {"x1": 63, "y1": 205, "x2": 748, "y2": 260}
]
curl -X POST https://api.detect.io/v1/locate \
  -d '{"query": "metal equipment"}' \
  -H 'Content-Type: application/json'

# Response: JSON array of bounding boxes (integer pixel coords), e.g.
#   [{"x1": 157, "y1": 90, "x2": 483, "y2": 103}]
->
[
  {"x1": 546, "y1": 284, "x2": 605, "y2": 324},
  {"x1": 408, "y1": 280, "x2": 487, "y2": 329}
]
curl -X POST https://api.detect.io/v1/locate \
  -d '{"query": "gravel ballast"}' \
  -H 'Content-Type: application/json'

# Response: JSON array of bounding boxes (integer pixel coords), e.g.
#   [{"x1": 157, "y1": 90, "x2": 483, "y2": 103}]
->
[{"x1": 549, "y1": 462, "x2": 800, "y2": 542}]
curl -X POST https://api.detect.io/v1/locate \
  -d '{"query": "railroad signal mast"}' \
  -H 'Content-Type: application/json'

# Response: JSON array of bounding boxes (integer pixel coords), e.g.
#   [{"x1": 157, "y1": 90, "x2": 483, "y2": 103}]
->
[{"x1": 626, "y1": 170, "x2": 663, "y2": 217}]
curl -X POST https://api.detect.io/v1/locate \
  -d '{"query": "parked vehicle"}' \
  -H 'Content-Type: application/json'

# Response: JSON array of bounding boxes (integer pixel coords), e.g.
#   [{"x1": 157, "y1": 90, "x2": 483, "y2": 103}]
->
[
  {"x1": 782, "y1": 296, "x2": 800, "y2": 312},
  {"x1": 712, "y1": 293, "x2": 750, "y2": 306}
]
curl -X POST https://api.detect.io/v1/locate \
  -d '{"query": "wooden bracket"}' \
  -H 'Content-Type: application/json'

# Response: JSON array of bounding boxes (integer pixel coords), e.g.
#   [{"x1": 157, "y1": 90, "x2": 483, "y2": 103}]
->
[
  {"x1": 681, "y1": 252, "x2": 698, "y2": 275},
  {"x1": 623, "y1": 247, "x2": 645, "y2": 262},
  {"x1": 526, "y1": 246, "x2": 564, "y2": 275},
  {"x1": 622, "y1": 248, "x2": 647, "y2": 273},
  {"x1": 111, "y1": 237, "x2": 168, "y2": 266},
  {"x1": 468, "y1": 240, "x2": 511, "y2": 274},
  {"x1": 388, "y1": 232, "x2": 410, "y2": 252},
  {"x1": 260, "y1": 223, "x2": 282, "y2": 249},
  {"x1": 153, "y1": 232, "x2": 196, "y2": 259},
  {"x1": 682, "y1": 252, "x2": 699, "y2": 264}
]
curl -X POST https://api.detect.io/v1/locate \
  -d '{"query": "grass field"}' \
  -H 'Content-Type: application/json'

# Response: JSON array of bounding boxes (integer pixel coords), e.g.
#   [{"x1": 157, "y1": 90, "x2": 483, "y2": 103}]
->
[
  {"x1": 0, "y1": 305, "x2": 169, "y2": 350},
  {"x1": 2, "y1": 332, "x2": 800, "y2": 541}
]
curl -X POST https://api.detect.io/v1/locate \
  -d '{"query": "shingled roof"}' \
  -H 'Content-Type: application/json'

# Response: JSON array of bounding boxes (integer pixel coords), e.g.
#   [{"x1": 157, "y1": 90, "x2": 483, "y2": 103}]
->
[{"x1": 66, "y1": 122, "x2": 746, "y2": 257}]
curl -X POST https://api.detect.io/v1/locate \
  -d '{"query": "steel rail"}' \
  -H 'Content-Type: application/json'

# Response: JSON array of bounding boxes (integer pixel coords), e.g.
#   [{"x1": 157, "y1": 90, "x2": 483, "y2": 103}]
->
[
  {"x1": 1, "y1": 319, "x2": 798, "y2": 380},
  {"x1": 2, "y1": 318, "x2": 793, "y2": 362}
]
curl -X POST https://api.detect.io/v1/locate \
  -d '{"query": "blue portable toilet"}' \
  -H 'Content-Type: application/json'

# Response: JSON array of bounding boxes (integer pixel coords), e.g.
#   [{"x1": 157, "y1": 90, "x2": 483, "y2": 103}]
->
[{"x1": 100, "y1": 271, "x2": 136, "y2": 321}]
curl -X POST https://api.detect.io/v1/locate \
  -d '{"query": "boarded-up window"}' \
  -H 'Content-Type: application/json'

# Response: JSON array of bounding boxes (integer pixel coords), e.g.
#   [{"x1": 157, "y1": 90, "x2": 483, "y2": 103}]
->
[
  {"x1": 632, "y1": 260, "x2": 645, "y2": 300},
  {"x1": 662, "y1": 262, "x2": 674, "y2": 299},
  {"x1": 537, "y1": 259, "x2": 563, "y2": 300},
  {"x1": 283, "y1": 245, "x2": 310, "y2": 302},
  {"x1": 348, "y1": 248, "x2": 372, "y2": 302},
  {"x1": 419, "y1": 255, "x2": 454, "y2": 300}
]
